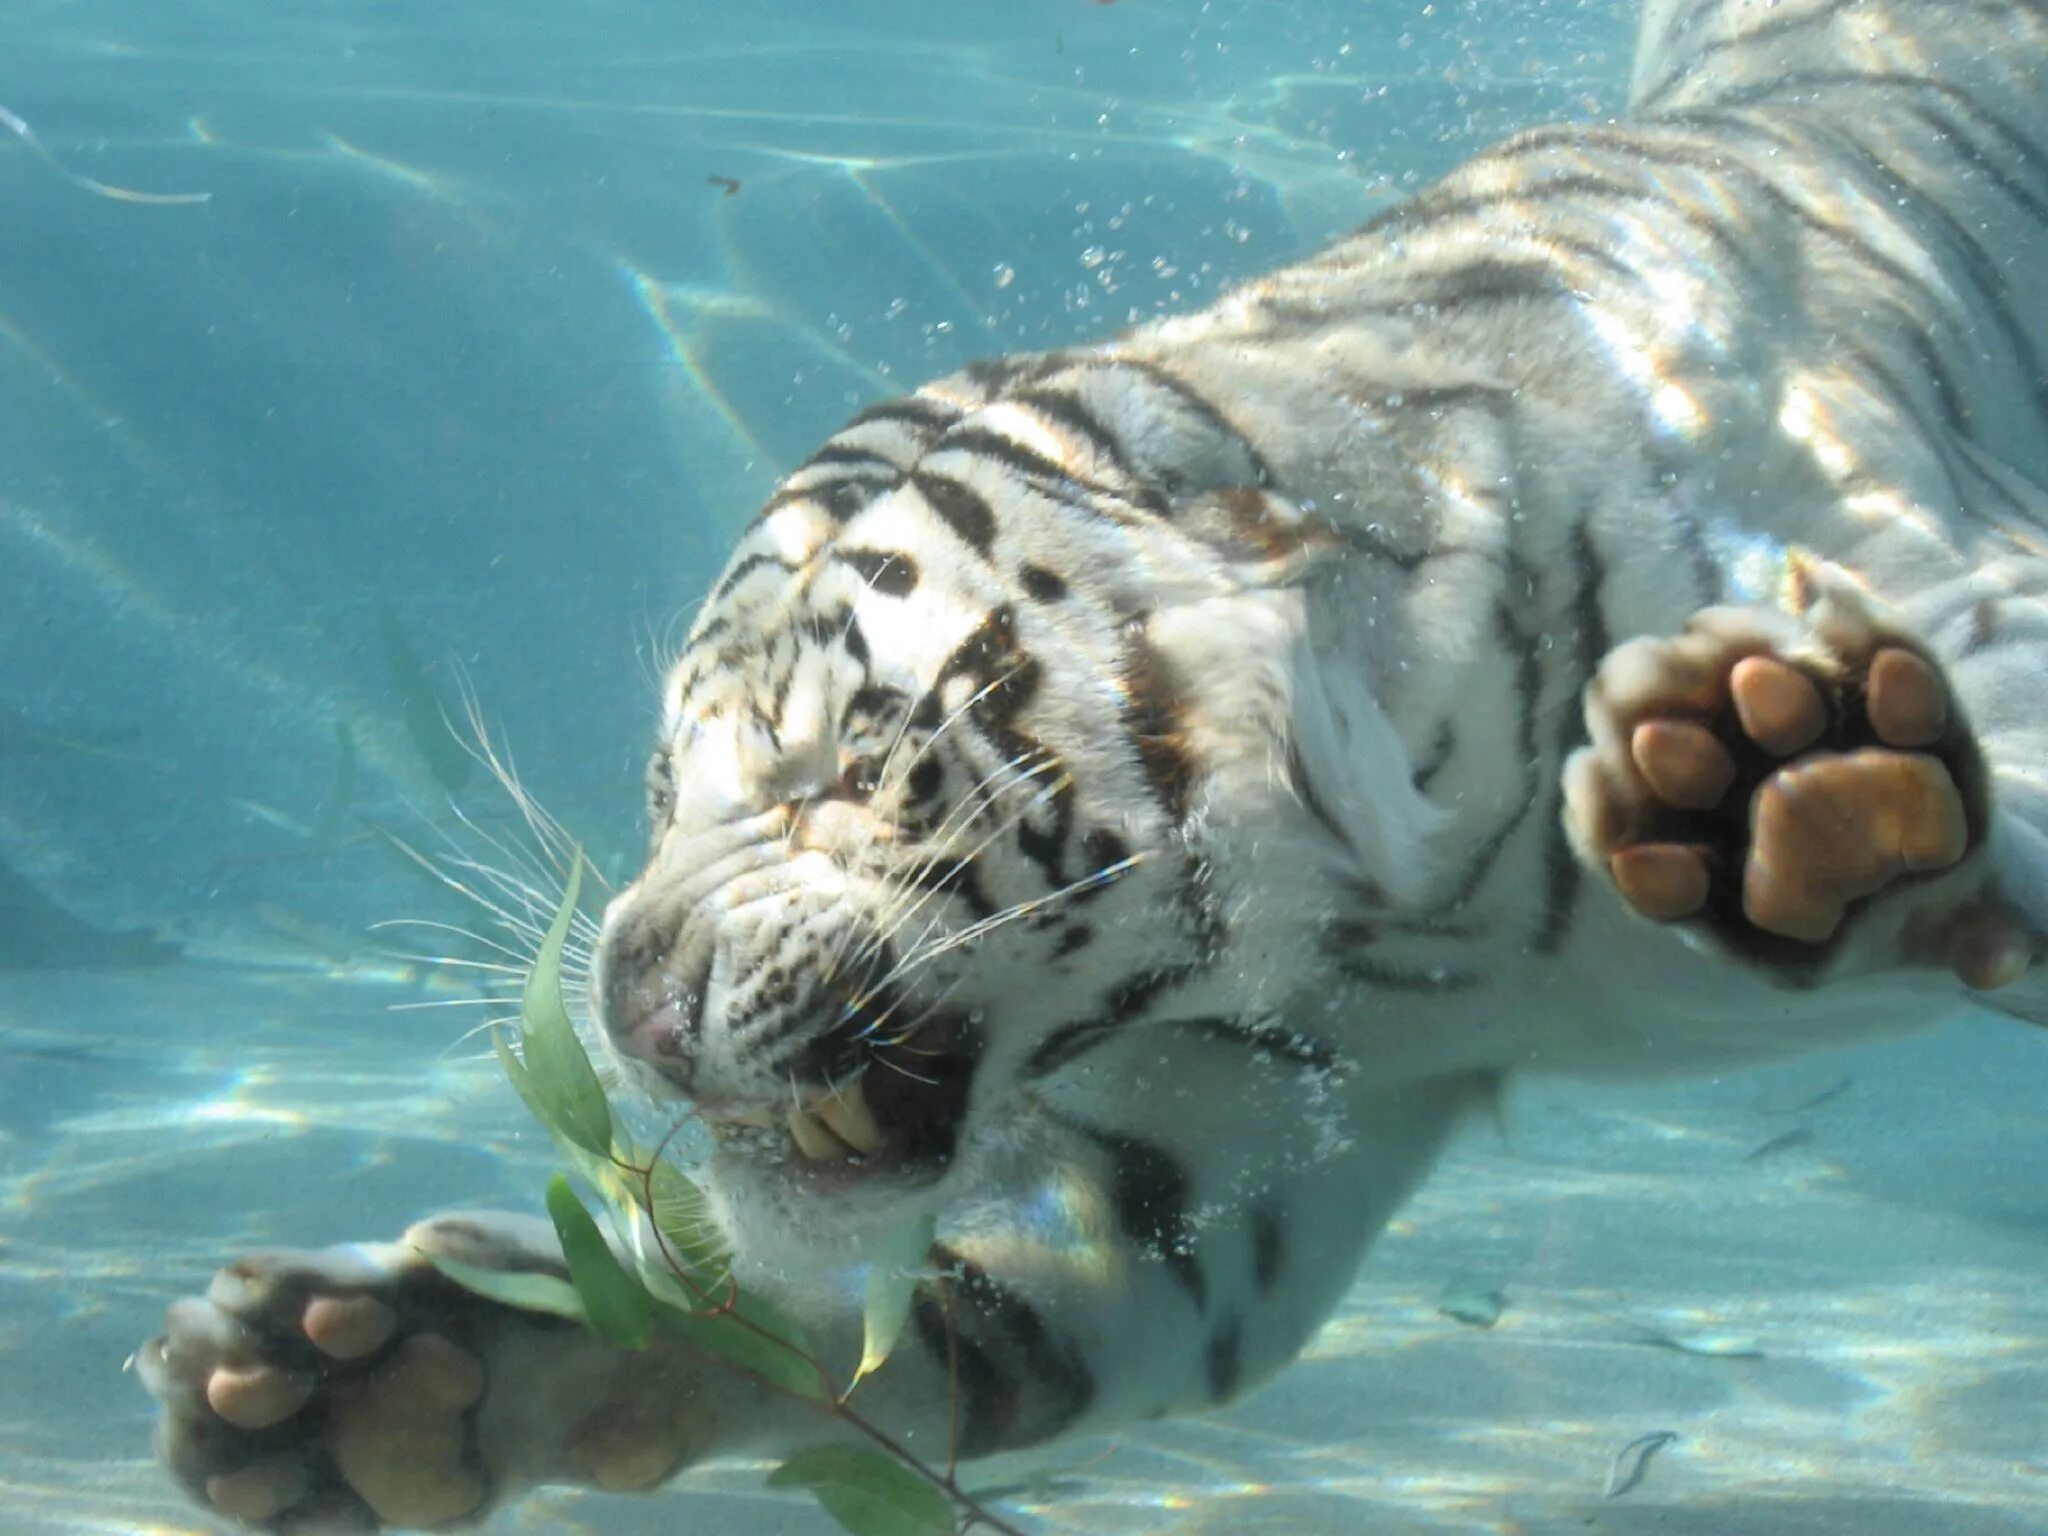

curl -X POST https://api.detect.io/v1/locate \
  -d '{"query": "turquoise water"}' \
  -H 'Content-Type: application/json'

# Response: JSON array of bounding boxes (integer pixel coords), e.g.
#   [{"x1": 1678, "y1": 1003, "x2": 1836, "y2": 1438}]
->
[{"x1": 0, "y1": 2, "x2": 2042, "y2": 1532}]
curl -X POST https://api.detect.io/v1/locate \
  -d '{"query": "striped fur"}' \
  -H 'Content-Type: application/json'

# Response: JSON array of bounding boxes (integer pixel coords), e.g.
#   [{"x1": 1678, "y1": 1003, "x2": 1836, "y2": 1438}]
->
[{"x1": 589, "y1": 0, "x2": 2048, "y2": 1456}]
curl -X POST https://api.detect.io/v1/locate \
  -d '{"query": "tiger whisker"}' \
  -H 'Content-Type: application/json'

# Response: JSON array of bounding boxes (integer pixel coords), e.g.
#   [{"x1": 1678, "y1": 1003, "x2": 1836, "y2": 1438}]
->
[
  {"x1": 449, "y1": 677, "x2": 607, "y2": 895},
  {"x1": 858, "y1": 976, "x2": 963, "y2": 1048},
  {"x1": 869, "y1": 1048, "x2": 941, "y2": 1088},
  {"x1": 864, "y1": 743, "x2": 1063, "y2": 927},
  {"x1": 388, "y1": 996, "x2": 522, "y2": 1011},
  {"x1": 443, "y1": 1015, "x2": 522, "y2": 1054},
  {"x1": 842, "y1": 759, "x2": 1067, "y2": 984},
  {"x1": 819, "y1": 652, "x2": 1041, "y2": 978},
  {"x1": 373, "y1": 825, "x2": 570, "y2": 960},
  {"x1": 845, "y1": 750, "x2": 1059, "y2": 970},
  {"x1": 367, "y1": 918, "x2": 534, "y2": 966},
  {"x1": 376, "y1": 953, "x2": 532, "y2": 978},
  {"x1": 820, "y1": 726, "x2": 1048, "y2": 982},
  {"x1": 845, "y1": 814, "x2": 1059, "y2": 1005},
  {"x1": 431, "y1": 840, "x2": 602, "y2": 945},
  {"x1": 371, "y1": 688, "x2": 614, "y2": 1069},
  {"x1": 865, "y1": 654, "x2": 1034, "y2": 840},
  {"x1": 823, "y1": 663, "x2": 1032, "y2": 974},
  {"x1": 886, "y1": 852, "x2": 1144, "y2": 984}
]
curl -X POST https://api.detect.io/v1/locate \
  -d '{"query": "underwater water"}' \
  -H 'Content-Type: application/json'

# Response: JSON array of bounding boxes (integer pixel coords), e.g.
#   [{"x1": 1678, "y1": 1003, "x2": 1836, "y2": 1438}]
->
[{"x1": 0, "y1": 1, "x2": 2042, "y2": 1532}]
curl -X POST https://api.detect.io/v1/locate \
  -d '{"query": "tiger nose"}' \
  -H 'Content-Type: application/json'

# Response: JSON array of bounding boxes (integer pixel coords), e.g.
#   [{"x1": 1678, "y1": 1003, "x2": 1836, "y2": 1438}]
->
[{"x1": 596, "y1": 906, "x2": 713, "y2": 1070}]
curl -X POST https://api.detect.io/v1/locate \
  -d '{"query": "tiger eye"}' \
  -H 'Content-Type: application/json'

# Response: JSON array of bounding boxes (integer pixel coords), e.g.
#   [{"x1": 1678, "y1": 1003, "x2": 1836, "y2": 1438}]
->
[{"x1": 838, "y1": 756, "x2": 883, "y2": 799}]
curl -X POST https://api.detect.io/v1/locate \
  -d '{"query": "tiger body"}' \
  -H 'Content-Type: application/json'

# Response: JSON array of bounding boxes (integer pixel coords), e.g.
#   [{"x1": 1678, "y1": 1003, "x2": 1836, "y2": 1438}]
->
[
  {"x1": 142, "y1": 1, "x2": 2048, "y2": 1525},
  {"x1": 592, "y1": 0, "x2": 2048, "y2": 1453}
]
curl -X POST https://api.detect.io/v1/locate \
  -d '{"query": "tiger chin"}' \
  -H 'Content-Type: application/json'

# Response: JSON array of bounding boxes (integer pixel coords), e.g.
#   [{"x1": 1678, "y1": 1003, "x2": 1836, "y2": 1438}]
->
[{"x1": 138, "y1": 0, "x2": 2048, "y2": 1529}]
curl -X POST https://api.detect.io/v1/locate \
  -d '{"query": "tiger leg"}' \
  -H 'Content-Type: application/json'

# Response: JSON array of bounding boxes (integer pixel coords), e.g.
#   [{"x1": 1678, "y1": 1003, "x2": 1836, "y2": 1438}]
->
[
  {"x1": 137, "y1": 1211, "x2": 804, "y2": 1533},
  {"x1": 1561, "y1": 571, "x2": 2041, "y2": 995}
]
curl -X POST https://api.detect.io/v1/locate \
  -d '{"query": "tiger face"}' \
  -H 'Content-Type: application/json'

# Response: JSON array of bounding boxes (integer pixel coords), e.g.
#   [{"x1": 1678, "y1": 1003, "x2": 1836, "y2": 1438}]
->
[{"x1": 586, "y1": 360, "x2": 1360, "y2": 1257}]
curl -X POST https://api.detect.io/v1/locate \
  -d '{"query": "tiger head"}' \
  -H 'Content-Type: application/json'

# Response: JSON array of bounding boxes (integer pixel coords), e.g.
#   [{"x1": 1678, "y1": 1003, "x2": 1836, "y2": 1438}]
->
[{"x1": 587, "y1": 355, "x2": 1405, "y2": 1261}]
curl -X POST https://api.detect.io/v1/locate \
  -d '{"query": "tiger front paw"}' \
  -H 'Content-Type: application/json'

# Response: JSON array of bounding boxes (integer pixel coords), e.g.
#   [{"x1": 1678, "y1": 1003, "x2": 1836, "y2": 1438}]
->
[
  {"x1": 137, "y1": 1213, "x2": 720, "y2": 1533},
  {"x1": 1561, "y1": 593, "x2": 2016, "y2": 977}
]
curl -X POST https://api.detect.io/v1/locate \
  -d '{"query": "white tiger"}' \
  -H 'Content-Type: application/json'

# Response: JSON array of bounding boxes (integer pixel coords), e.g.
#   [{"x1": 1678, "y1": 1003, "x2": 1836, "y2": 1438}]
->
[{"x1": 141, "y1": 0, "x2": 2048, "y2": 1528}]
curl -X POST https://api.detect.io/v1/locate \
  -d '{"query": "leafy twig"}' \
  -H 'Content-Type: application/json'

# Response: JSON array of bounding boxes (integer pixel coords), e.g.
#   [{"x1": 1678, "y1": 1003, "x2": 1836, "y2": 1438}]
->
[{"x1": 443, "y1": 853, "x2": 1032, "y2": 1536}]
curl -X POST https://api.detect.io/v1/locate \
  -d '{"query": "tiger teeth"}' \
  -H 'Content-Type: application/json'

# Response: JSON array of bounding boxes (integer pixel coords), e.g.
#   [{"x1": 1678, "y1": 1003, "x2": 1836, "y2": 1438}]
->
[
  {"x1": 785, "y1": 1079, "x2": 886, "y2": 1161},
  {"x1": 813, "y1": 1080, "x2": 885, "y2": 1155},
  {"x1": 787, "y1": 1106, "x2": 845, "y2": 1161}
]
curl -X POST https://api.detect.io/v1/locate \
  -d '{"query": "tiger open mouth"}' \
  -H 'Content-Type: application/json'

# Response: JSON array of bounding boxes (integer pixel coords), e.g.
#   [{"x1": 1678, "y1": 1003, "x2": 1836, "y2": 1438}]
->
[{"x1": 695, "y1": 1009, "x2": 982, "y2": 1182}]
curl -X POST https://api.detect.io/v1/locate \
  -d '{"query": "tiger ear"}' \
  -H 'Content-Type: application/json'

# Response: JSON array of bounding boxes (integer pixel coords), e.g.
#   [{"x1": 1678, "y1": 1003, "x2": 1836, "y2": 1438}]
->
[{"x1": 1176, "y1": 485, "x2": 1346, "y2": 587}]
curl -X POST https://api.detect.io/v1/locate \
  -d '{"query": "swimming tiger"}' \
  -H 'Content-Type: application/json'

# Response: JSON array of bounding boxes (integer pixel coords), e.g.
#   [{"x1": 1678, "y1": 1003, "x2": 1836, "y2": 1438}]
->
[{"x1": 141, "y1": 0, "x2": 2048, "y2": 1527}]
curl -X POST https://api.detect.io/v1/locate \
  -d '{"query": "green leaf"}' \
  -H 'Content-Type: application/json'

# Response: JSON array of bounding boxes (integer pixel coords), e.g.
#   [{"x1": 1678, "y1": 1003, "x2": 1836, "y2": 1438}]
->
[
  {"x1": 493, "y1": 1023, "x2": 546, "y2": 1124},
  {"x1": 852, "y1": 1212, "x2": 937, "y2": 1392},
  {"x1": 730, "y1": 1284, "x2": 815, "y2": 1362},
  {"x1": 513, "y1": 857, "x2": 613, "y2": 1160},
  {"x1": 422, "y1": 1252, "x2": 588, "y2": 1324},
  {"x1": 546, "y1": 1175, "x2": 655, "y2": 1350},
  {"x1": 768, "y1": 1445, "x2": 954, "y2": 1536},
  {"x1": 648, "y1": 1157, "x2": 733, "y2": 1281},
  {"x1": 659, "y1": 1302, "x2": 825, "y2": 1401}
]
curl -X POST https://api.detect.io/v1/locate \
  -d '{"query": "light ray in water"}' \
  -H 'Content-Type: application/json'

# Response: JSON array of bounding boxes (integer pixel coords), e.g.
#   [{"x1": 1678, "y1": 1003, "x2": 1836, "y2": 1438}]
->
[{"x1": 0, "y1": 103, "x2": 212, "y2": 206}]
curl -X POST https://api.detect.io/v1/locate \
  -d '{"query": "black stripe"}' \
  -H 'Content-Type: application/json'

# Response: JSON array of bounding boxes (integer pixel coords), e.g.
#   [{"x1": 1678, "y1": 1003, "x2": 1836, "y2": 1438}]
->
[
  {"x1": 1057, "y1": 357, "x2": 1277, "y2": 490},
  {"x1": 678, "y1": 614, "x2": 729, "y2": 654},
  {"x1": 912, "y1": 471, "x2": 997, "y2": 555},
  {"x1": 759, "y1": 474, "x2": 891, "y2": 521},
  {"x1": 1365, "y1": 169, "x2": 1760, "y2": 290},
  {"x1": 913, "y1": 1246, "x2": 1096, "y2": 1457},
  {"x1": 802, "y1": 443, "x2": 903, "y2": 476},
  {"x1": 1173, "y1": 1014, "x2": 1346, "y2": 1075},
  {"x1": 1074, "y1": 1126, "x2": 1207, "y2": 1310},
  {"x1": 1499, "y1": 127, "x2": 1983, "y2": 400},
  {"x1": 840, "y1": 682, "x2": 909, "y2": 736},
  {"x1": 1050, "y1": 923, "x2": 1092, "y2": 959},
  {"x1": 1647, "y1": 3, "x2": 2048, "y2": 115},
  {"x1": 1287, "y1": 744, "x2": 1355, "y2": 859},
  {"x1": 1634, "y1": 0, "x2": 1855, "y2": 112},
  {"x1": 848, "y1": 393, "x2": 959, "y2": 437},
  {"x1": 930, "y1": 425, "x2": 1108, "y2": 502},
  {"x1": 1119, "y1": 624, "x2": 1196, "y2": 821},
  {"x1": 835, "y1": 547, "x2": 919, "y2": 596},
  {"x1": 1664, "y1": 498, "x2": 1723, "y2": 604},
  {"x1": 1021, "y1": 963, "x2": 1196, "y2": 1080},
  {"x1": 1013, "y1": 387, "x2": 1141, "y2": 484},
  {"x1": 1415, "y1": 594, "x2": 1543, "y2": 915},
  {"x1": 1890, "y1": 96, "x2": 2048, "y2": 232},
  {"x1": 1023, "y1": 1018, "x2": 1118, "y2": 1078},
  {"x1": 1412, "y1": 720, "x2": 1457, "y2": 792},
  {"x1": 712, "y1": 551, "x2": 795, "y2": 601},
  {"x1": 961, "y1": 355, "x2": 1046, "y2": 396},
  {"x1": 1846, "y1": 342, "x2": 1975, "y2": 484},
  {"x1": 1261, "y1": 257, "x2": 1577, "y2": 328},
  {"x1": 1205, "y1": 1315, "x2": 1245, "y2": 1403},
  {"x1": 904, "y1": 847, "x2": 997, "y2": 920},
  {"x1": 1689, "y1": 109, "x2": 2048, "y2": 430},
  {"x1": 1019, "y1": 563, "x2": 1068, "y2": 602},
  {"x1": 1533, "y1": 515, "x2": 1607, "y2": 956},
  {"x1": 1250, "y1": 1204, "x2": 1286, "y2": 1295},
  {"x1": 1338, "y1": 956, "x2": 1486, "y2": 992},
  {"x1": 1011, "y1": 769, "x2": 1076, "y2": 891},
  {"x1": 1342, "y1": 527, "x2": 1501, "y2": 574},
  {"x1": 1695, "y1": 70, "x2": 2048, "y2": 216},
  {"x1": 938, "y1": 604, "x2": 1039, "y2": 726}
]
